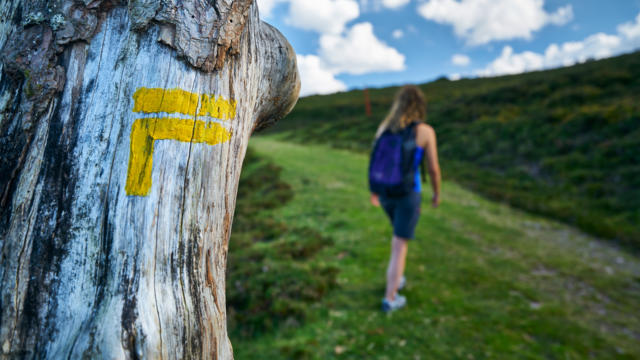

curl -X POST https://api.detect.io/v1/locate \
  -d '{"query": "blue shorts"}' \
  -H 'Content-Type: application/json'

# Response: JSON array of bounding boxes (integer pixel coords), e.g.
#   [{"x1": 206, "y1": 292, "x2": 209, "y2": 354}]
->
[{"x1": 379, "y1": 192, "x2": 422, "y2": 240}]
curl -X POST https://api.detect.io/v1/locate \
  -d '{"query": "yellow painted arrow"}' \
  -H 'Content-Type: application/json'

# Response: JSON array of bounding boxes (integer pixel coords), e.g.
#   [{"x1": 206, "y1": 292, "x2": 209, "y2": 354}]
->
[{"x1": 126, "y1": 88, "x2": 236, "y2": 197}]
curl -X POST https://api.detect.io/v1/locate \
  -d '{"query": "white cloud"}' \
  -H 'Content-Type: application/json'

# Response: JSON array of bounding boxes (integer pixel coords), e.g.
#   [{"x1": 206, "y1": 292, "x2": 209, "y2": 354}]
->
[
  {"x1": 257, "y1": 0, "x2": 287, "y2": 18},
  {"x1": 286, "y1": 0, "x2": 360, "y2": 35},
  {"x1": 392, "y1": 29, "x2": 404, "y2": 39},
  {"x1": 319, "y1": 22, "x2": 406, "y2": 75},
  {"x1": 476, "y1": 46, "x2": 544, "y2": 76},
  {"x1": 382, "y1": 0, "x2": 411, "y2": 9},
  {"x1": 619, "y1": 13, "x2": 640, "y2": 38},
  {"x1": 449, "y1": 73, "x2": 462, "y2": 81},
  {"x1": 476, "y1": 13, "x2": 640, "y2": 77},
  {"x1": 299, "y1": 23, "x2": 406, "y2": 95},
  {"x1": 417, "y1": 0, "x2": 573, "y2": 45},
  {"x1": 618, "y1": 13, "x2": 640, "y2": 50},
  {"x1": 359, "y1": 0, "x2": 410, "y2": 11},
  {"x1": 547, "y1": 4, "x2": 573, "y2": 26},
  {"x1": 547, "y1": 33, "x2": 621, "y2": 65},
  {"x1": 260, "y1": 1, "x2": 408, "y2": 96},
  {"x1": 452, "y1": 54, "x2": 471, "y2": 66},
  {"x1": 296, "y1": 55, "x2": 348, "y2": 96}
]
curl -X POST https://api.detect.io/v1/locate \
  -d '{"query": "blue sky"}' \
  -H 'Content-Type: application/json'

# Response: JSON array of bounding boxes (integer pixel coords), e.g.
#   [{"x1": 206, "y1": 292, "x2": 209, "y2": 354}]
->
[{"x1": 257, "y1": 0, "x2": 640, "y2": 96}]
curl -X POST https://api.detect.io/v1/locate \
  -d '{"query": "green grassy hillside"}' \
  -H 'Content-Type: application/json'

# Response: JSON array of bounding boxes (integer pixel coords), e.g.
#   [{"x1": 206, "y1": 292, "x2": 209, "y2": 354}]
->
[
  {"x1": 266, "y1": 52, "x2": 640, "y2": 249},
  {"x1": 227, "y1": 138, "x2": 640, "y2": 359}
]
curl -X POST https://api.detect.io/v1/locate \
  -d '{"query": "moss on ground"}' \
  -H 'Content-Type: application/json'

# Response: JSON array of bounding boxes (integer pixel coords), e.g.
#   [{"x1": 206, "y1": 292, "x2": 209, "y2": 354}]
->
[{"x1": 227, "y1": 149, "x2": 338, "y2": 338}]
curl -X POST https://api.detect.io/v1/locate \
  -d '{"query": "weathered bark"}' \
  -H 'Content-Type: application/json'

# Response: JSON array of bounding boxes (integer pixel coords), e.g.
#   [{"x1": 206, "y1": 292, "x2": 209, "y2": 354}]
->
[{"x1": 0, "y1": 0, "x2": 299, "y2": 358}]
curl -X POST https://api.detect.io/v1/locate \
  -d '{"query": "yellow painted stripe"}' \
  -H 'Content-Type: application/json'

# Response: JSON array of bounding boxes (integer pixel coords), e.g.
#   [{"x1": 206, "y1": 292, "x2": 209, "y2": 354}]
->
[
  {"x1": 197, "y1": 93, "x2": 237, "y2": 120},
  {"x1": 132, "y1": 87, "x2": 236, "y2": 120},
  {"x1": 125, "y1": 118, "x2": 232, "y2": 196},
  {"x1": 132, "y1": 88, "x2": 199, "y2": 115}
]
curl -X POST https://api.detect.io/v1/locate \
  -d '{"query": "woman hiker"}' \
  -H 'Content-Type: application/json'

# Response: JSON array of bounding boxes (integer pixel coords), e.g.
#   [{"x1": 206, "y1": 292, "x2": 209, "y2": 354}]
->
[{"x1": 368, "y1": 85, "x2": 441, "y2": 312}]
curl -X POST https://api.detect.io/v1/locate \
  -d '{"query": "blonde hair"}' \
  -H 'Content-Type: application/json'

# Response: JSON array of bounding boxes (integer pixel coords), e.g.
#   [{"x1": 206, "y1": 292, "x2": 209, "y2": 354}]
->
[{"x1": 375, "y1": 85, "x2": 426, "y2": 139}]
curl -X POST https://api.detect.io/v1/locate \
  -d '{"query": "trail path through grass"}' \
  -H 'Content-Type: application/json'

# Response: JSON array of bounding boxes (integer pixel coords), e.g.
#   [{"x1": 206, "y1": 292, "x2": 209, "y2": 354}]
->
[{"x1": 231, "y1": 137, "x2": 640, "y2": 359}]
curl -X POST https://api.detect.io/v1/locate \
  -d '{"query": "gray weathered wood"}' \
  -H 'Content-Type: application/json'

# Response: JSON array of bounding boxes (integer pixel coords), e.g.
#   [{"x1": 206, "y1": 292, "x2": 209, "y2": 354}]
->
[{"x1": 0, "y1": 0, "x2": 299, "y2": 358}]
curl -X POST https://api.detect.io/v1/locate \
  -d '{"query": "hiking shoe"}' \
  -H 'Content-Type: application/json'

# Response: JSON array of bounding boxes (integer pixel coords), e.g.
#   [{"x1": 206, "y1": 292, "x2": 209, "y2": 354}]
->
[
  {"x1": 398, "y1": 276, "x2": 406, "y2": 291},
  {"x1": 382, "y1": 294, "x2": 406, "y2": 313}
]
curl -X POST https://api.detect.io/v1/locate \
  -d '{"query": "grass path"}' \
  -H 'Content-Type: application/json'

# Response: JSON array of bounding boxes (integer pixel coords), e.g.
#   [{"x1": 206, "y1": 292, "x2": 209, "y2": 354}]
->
[{"x1": 231, "y1": 137, "x2": 640, "y2": 359}]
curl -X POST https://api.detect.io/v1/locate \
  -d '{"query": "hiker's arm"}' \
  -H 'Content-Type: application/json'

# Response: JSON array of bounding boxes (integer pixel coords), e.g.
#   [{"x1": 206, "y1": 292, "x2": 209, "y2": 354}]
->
[
  {"x1": 423, "y1": 126, "x2": 441, "y2": 207},
  {"x1": 370, "y1": 193, "x2": 381, "y2": 207}
]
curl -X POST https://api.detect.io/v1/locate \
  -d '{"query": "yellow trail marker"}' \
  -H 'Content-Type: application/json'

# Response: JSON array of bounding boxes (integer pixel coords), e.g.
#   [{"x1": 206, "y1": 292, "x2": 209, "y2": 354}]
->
[
  {"x1": 126, "y1": 118, "x2": 232, "y2": 196},
  {"x1": 198, "y1": 93, "x2": 237, "y2": 120},
  {"x1": 126, "y1": 87, "x2": 237, "y2": 197},
  {"x1": 132, "y1": 87, "x2": 236, "y2": 120}
]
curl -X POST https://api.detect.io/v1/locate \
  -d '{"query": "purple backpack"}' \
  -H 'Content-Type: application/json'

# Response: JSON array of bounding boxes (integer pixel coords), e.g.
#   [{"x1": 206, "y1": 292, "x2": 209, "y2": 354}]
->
[{"x1": 369, "y1": 122, "x2": 420, "y2": 197}]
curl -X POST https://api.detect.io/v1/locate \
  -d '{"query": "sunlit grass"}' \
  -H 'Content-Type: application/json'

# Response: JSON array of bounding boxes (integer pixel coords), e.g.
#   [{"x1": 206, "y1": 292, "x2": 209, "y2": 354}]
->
[{"x1": 228, "y1": 137, "x2": 640, "y2": 359}]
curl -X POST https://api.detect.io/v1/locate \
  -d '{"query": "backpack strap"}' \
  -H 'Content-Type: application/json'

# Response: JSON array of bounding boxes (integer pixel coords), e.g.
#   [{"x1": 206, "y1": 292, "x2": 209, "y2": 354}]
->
[
  {"x1": 407, "y1": 122, "x2": 427, "y2": 184},
  {"x1": 404, "y1": 121, "x2": 427, "y2": 187}
]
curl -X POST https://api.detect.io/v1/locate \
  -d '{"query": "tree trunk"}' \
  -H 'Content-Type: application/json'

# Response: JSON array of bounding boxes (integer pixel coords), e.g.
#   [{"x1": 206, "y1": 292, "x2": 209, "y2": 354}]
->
[{"x1": 0, "y1": 0, "x2": 299, "y2": 358}]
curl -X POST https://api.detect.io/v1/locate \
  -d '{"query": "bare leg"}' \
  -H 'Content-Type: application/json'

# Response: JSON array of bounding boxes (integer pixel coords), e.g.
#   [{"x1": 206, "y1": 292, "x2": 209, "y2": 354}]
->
[{"x1": 385, "y1": 235, "x2": 409, "y2": 301}]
